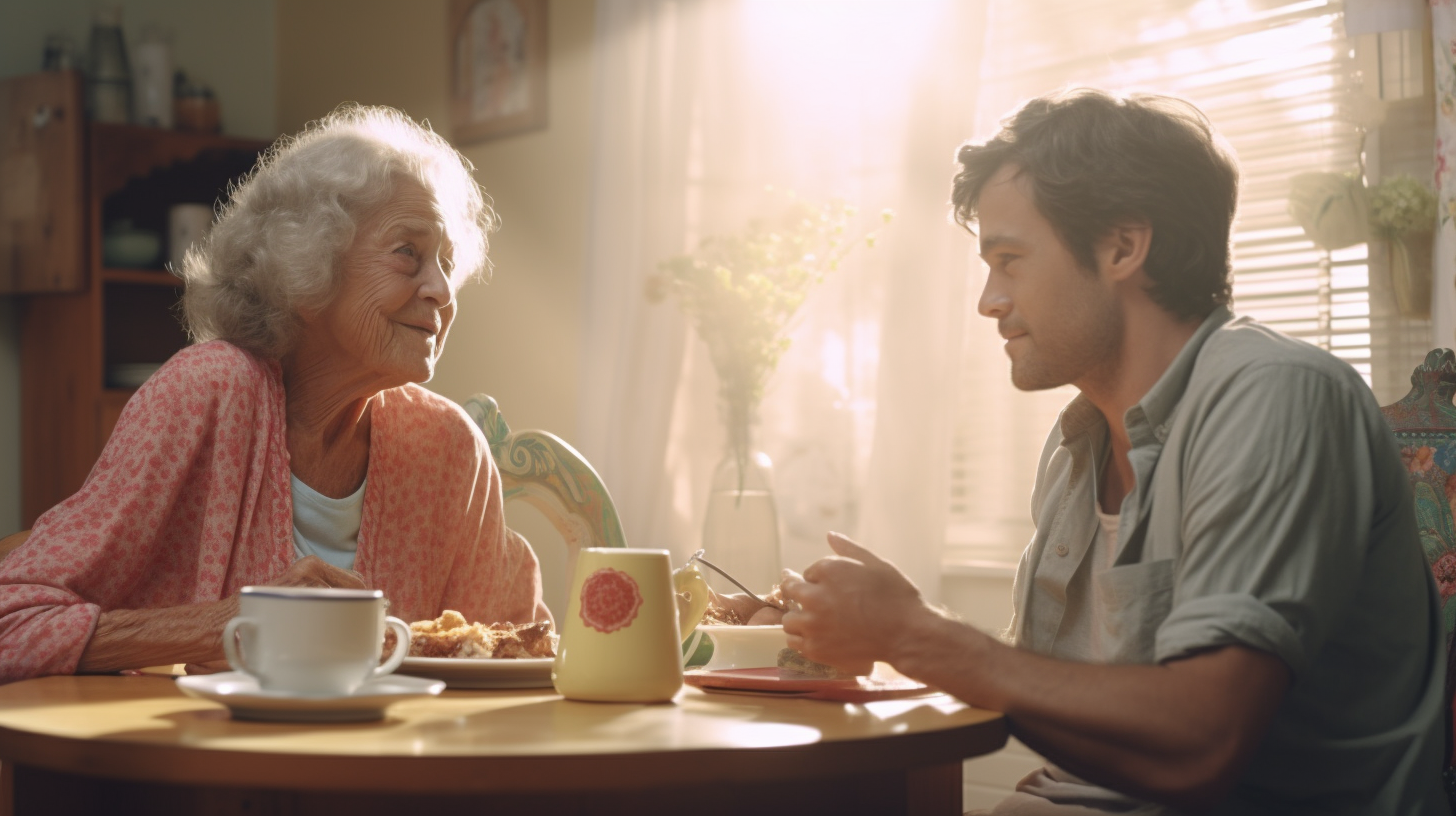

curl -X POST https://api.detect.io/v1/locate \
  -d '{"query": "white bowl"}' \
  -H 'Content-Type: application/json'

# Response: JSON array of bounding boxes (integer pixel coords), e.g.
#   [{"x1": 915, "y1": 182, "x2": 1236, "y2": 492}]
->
[{"x1": 693, "y1": 624, "x2": 787, "y2": 670}]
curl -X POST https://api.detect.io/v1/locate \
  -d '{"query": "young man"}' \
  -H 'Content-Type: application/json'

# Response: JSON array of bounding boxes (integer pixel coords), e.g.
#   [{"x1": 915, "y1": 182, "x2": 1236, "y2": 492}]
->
[{"x1": 779, "y1": 89, "x2": 1449, "y2": 814}]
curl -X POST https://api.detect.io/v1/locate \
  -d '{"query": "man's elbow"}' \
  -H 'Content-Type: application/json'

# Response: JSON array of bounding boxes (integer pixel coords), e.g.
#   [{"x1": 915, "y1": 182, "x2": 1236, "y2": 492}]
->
[
  {"x1": 1138, "y1": 734, "x2": 1251, "y2": 814},
  {"x1": 1142, "y1": 645, "x2": 1289, "y2": 813}
]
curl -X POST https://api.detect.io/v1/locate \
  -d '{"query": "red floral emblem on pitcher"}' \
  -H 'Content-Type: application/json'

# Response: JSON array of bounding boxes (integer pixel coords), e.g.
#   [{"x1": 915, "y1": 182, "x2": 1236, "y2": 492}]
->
[{"x1": 579, "y1": 568, "x2": 643, "y2": 633}]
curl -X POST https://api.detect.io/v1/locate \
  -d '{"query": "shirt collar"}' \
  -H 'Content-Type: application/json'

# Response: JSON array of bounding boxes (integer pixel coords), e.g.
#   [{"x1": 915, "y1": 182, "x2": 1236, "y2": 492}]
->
[{"x1": 1057, "y1": 305, "x2": 1233, "y2": 446}]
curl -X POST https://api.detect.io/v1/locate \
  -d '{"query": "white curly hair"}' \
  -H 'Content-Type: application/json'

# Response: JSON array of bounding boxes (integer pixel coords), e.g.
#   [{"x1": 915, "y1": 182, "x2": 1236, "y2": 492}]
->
[{"x1": 179, "y1": 104, "x2": 495, "y2": 359}]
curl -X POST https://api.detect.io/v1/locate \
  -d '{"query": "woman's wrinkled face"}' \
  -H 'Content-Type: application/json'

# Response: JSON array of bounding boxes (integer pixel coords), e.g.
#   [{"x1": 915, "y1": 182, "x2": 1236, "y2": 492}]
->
[{"x1": 313, "y1": 179, "x2": 457, "y2": 388}]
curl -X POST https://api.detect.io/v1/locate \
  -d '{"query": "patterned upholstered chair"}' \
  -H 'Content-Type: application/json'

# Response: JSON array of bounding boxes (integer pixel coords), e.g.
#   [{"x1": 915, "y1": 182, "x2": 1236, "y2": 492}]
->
[
  {"x1": 464, "y1": 394, "x2": 627, "y2": 591},
  {"x1": 1380, "y1": 348, "x2": 1456, "y2": 805}
]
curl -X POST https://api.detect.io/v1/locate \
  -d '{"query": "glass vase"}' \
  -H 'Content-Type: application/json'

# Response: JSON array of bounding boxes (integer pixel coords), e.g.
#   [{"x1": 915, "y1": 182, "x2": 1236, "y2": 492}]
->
[
  {"x1": 700, "y1": 447, "x2": 783, "y2": 599},
  {"x1": 1389, "y1": 236, "x2": 1432, "y2": 320}
]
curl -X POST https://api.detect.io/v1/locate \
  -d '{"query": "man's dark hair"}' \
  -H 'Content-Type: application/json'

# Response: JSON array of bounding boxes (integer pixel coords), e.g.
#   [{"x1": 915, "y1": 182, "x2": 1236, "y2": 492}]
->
[{"x1": 952, "y1": 88, "x2": 1238, "y2": 321}]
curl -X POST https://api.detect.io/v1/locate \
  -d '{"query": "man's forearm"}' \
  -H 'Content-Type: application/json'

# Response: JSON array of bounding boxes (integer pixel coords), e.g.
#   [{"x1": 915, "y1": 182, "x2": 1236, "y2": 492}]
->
[
  {"x1": 77, "y1": 598, "x2": 238, "y2": 674},
  {"x1": 891, "y1": 612, "x2": 1288, "y2": 811}
]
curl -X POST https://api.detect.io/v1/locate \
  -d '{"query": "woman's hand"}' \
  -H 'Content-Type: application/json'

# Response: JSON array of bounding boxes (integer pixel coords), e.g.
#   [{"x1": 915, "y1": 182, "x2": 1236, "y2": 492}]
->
[
  {"x1": 178, "y1": 559, "x2": 366, "y2": 675},
  {"x1": 181, "y1": 659, "x2": 230, "y2": 675},
  {"x1": 265, "y1": 555, "x2": 367, "y2": 590}
]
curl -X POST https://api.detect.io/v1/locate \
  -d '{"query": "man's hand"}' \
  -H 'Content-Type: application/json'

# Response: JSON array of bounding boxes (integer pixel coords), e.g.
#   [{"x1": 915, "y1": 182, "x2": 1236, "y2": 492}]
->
[
  {"x1": 264, "y1": 555, "x2": 367, "y2": 590},
  {"x1": 779, "y1": 532, "x2": 935, "y2": 675},
  {"x1": 776, "y1": 532, "x2": 1290, "y2": 811},
  {"x1": 706, "y1": 586, "x2": 785, "y2": 625}
]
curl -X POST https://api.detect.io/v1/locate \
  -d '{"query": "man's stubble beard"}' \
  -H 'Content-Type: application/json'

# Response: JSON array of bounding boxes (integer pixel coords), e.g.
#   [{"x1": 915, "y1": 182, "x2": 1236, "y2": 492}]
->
[{"x1": 1009, "y1": 292, "x2": 1124, "y2": 393}]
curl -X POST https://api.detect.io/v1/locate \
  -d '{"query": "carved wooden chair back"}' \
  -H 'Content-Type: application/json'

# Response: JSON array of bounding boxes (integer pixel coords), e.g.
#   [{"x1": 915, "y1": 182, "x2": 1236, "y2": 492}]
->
[
  {"x1": 1380, "y1": 348, "x2": 1456, "y2": 804},
  {"x1": 464, "y1": 395, "x2": 627, "y2": 592},
  {"x1": 0, "y1": 530, "x2": 27, "y2": 563}
]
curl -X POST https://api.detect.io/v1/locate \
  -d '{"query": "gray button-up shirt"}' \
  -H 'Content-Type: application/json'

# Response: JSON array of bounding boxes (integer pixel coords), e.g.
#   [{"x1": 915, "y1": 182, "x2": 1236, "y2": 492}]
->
[{"x1": 1008, "y1": 307, "x2": 1448, "y2": 814}]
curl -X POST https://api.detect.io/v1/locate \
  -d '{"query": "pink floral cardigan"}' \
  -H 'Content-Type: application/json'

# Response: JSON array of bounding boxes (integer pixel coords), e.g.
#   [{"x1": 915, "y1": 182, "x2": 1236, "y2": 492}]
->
[{"x1": 0, "y1": 341, "x2": 547, "y2": 682}]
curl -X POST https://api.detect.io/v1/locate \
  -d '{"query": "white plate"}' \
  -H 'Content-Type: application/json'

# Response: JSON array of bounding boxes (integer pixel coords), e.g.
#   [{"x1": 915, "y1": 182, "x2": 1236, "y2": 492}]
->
[
  {"x1": 396, "y1": 656, "x2": 554, "y2": 689},
  {"x1": 175, "y1": 671, "x2": 444, "y2": 722}
]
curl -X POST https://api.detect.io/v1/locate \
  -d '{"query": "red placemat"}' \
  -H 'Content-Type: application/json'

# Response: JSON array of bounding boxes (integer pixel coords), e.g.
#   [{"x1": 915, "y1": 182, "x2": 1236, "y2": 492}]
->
[{"x1": 684, "y1": 667, "x2": 938, "y2": 703}]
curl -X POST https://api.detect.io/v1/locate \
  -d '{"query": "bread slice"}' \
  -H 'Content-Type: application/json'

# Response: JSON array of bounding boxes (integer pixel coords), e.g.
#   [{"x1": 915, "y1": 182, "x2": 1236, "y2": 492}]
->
[{"x1": 777, "y1": 647, "x2": 853, "y2": 679}]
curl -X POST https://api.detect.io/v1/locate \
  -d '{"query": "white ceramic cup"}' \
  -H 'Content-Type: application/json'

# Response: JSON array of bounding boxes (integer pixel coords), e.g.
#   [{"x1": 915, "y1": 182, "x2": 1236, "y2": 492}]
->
[
  {"x1": 222, "y1": 586, "x2": 411, "y2": 696},
  {"x1": 167, "y1": 203, "x2": 213, "y2": 273}
]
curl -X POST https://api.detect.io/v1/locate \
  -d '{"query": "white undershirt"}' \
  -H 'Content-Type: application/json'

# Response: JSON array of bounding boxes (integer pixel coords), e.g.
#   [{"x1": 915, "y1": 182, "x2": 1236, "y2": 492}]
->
[
  {"x1": 1074, "y1": 506, "x2": 1123, "y2": 663},
  {"x1": 1095, "y1": 507, "x2": 1121, "y2": 572},
  {"x1": 290, "y1": 474, "x2": 364, "y2": 570}
]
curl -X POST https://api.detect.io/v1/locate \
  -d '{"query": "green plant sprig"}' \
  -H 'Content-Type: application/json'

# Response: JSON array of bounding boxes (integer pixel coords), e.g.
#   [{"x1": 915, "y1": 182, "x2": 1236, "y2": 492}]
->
[
  {"x1": 648, "y1": 199, "x2": 891, "y2": 482},
  {"x1": 1370, "y1": 173, "x2": 1437, "y2": 240}
]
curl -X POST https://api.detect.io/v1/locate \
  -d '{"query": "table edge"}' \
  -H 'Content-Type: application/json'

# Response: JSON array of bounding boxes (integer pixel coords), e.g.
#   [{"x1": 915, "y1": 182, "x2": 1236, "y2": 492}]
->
[{"x1": 0, "y1": 719, "x2": 1008, "y2": 793}]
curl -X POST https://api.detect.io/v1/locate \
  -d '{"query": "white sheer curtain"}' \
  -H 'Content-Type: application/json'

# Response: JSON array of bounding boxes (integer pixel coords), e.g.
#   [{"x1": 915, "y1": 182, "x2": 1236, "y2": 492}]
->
[
  {"x1": 578, "y1": 0, "x2": 986, "y2": 599},
  {"x1": 1435, "y1": 1, "x2": 1456, "y2": 347}
]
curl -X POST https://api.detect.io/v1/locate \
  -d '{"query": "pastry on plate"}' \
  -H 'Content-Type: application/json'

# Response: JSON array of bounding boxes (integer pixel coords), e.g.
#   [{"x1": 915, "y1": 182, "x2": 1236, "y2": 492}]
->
[{"x1": 405, "y1": 610, "x2": 556, "y2": 659}]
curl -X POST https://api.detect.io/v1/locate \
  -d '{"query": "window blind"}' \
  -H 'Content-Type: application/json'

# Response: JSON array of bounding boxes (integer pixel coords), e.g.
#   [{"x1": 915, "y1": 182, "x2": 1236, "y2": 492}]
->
[{"x1": 946, "y1": 0, "x2": 1419, "y2": 568}]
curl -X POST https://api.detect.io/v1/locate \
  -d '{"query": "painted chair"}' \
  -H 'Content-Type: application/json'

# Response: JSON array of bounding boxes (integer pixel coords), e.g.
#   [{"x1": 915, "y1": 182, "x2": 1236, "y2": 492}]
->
[
  {"x1": 464, "y1": 394, "x2": 627, "y2": 589},
  {"x1": 0, "y1": 530, "x2": 26, "y2": 563},
  {"x1": 1380, "y1": 348, "x2": 1456, "y2": 808}
]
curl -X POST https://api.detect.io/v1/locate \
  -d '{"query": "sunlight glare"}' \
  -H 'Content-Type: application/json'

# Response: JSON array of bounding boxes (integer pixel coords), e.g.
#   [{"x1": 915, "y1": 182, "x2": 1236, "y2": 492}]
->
[{"x1": 738, "y1": 0, "x2": 946, "y2": 136}]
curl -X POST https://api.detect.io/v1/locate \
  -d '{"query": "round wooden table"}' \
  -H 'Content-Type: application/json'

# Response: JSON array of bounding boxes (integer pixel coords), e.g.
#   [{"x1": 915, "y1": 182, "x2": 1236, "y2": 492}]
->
[{"x1": 0, "y1": 674, "x2": 1006, "y2": 816}]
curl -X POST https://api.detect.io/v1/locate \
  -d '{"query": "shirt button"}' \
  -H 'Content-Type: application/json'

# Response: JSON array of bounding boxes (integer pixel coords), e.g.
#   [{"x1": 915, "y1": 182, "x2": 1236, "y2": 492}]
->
[{"x1": 1055, "y1": 544, "x2": 1069, "y2": 557}]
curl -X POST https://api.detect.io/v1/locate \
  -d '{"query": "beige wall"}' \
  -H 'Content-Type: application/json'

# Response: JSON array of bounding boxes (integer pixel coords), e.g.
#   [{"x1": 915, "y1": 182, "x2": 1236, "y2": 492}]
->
[{"x1": 277, "y1": 0, "x2": 596, "y2": 440}]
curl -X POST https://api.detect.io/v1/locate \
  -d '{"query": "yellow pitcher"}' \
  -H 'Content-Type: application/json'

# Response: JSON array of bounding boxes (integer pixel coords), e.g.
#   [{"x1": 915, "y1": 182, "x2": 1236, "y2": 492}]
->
[{"x1": 553, "y1": 548, "x2": 708, "y2": 703}]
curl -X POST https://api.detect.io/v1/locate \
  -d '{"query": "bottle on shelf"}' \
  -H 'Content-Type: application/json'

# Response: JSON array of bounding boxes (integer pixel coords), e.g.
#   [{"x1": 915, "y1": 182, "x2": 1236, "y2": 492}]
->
[
  {"x1": 87, "y1": 6, "x2": 132, "y2": 124},
  {"x1": 132, "y1": 28, "x2": 173, "y2": 128}
]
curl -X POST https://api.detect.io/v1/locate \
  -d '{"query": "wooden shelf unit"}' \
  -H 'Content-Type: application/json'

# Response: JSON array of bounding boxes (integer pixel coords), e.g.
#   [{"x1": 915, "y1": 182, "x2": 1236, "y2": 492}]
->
[
  {"x1": 4, "y1": 72, "x2": 268, "y2": 526},
  {"x1": 100, "y1": 268, "x2": 185, "y2": 286}
]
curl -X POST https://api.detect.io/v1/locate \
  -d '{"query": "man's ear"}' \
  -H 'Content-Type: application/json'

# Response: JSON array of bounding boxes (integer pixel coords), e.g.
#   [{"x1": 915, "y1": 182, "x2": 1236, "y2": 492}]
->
[{"x1": 1096, "y1": 221, "x2": 1152, "y2": 284}]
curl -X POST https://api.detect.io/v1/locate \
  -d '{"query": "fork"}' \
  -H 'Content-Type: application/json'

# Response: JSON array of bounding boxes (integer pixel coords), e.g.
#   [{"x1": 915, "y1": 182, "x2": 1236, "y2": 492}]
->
[{"x1": 687, "y1": 549, "x2": 785, "y2": 610}]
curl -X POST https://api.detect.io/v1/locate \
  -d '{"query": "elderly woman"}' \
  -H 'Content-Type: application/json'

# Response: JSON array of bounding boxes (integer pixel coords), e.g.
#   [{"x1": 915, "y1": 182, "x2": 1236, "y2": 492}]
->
[{"x1": 0, "y1": 105, "x2": 548, "y2": 682}]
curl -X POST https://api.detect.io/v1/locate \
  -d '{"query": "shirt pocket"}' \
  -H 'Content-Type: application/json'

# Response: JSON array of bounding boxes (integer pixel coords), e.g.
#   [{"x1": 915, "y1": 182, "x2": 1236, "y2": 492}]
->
[{"x1": 1093, "y1": 558, "x2": 1176, "y2": 663}]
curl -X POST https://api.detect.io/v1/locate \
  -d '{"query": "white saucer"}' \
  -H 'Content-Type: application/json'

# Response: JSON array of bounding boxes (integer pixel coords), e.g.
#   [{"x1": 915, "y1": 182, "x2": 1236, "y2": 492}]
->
[{"x1": 176, "y1": 671, "x2": 444, "y2": 722}]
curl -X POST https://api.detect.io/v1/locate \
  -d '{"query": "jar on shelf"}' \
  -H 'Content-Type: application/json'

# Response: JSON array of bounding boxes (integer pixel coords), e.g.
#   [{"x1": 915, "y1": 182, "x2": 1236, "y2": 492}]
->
[{"x1": 173, "y1": 72, "x2": 221, "y2": 134}]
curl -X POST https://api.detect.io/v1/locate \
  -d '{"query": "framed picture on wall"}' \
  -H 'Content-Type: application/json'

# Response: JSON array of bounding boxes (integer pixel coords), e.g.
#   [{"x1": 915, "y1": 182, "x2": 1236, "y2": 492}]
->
[{"x1": 449, "y1": 0, "x2": 548, "y2": 143}]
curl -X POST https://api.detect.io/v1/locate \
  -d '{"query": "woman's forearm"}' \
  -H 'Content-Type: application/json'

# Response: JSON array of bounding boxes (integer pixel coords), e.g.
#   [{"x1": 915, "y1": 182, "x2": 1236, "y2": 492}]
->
[
  {"x1": 77, "y1": 598, "x2": 238, "y2": 674},
  {"x1": 75, "y1": 556, "x2": 372, "y2": 674}
]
